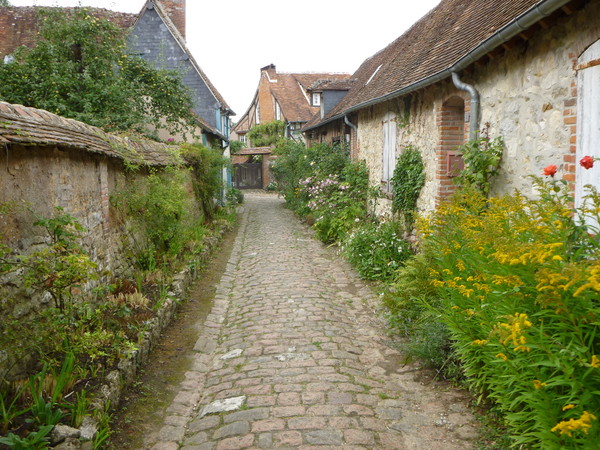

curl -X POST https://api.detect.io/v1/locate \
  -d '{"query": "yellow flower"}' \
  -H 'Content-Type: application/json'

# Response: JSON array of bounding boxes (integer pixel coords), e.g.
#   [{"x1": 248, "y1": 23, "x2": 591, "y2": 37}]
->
[
  {"x1": 496, "y1": 353, "x2": 508, "y2": 361},
  {"x1": 563, "y1": 404, "x2": 577, "y2": 411},
  {"x1": 533, "y1": 379, "x2": 547, "y2": 389},
  {"x1": 471, "y1": 339, "x2": 487, "y2": 346},
  {"x1": 551, "y1": 411, "x2": 597, "y2": 437},
  {"x1": 591, "y1": 355, "x2": 600, "y2": 368},
  {"x1": 496, "y1": 313, "x2": 532, "y2": 352}
]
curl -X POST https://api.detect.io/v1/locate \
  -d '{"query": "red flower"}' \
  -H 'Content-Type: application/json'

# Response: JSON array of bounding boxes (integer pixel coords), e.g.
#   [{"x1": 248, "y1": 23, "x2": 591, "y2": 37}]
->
[
  {"x1": 580, "y1": 155, "x2": 595, "y2": 170},
  {"x1": 543, "y1": 165, "x2": 558, "y2": 177}
]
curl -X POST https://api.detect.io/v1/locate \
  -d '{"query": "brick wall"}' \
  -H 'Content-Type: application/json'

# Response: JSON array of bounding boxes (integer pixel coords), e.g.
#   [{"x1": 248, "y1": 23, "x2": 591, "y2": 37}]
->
[{"x1": 435, "y1": 95, "x2": 469, "y2": 205}]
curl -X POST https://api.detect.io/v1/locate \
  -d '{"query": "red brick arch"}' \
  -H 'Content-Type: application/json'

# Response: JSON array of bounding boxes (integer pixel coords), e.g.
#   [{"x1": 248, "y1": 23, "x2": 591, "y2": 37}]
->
[{"x1": 436, "y1": 95, "x2": 469, "y2": 204}]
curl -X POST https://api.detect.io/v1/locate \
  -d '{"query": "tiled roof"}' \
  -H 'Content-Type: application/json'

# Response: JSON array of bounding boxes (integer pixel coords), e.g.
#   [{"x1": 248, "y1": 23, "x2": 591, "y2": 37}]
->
[
  {"x1": 271, "y1": 72, "x2": 350, "y2": 123},
  {"x1": 233, "y1": 147, "x2": 273, "y2": 156},
  {"x1": 0, "y1": 6, "x2": 135, "y2": 58},
  {"x1": 0, "y1": 101, "x2": 179, "y2": 166},
  {"x1": 309, "y1": 79, "x2": 356, "y2": 92},
  {"x1": 308, "y1": 0, "x2": 563, "y2": 128}
]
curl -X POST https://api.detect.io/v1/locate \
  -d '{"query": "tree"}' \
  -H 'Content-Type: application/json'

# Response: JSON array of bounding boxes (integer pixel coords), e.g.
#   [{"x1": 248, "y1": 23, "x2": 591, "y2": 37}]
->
[
  {"x1": 0, "y1": 7, "x2": 196, "y2": 137},
  {"x1": 0, "y1": 0, "x2": 11, "y2": 7},
  {"x1": 247, "y1": 120, "x2": 286, "y2": 147}
]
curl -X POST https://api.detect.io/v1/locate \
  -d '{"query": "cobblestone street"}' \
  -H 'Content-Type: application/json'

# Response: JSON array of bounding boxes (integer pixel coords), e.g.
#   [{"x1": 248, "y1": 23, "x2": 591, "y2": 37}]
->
[{"x1": 146, "y1": 192, "x2": 479, "y2": 449}]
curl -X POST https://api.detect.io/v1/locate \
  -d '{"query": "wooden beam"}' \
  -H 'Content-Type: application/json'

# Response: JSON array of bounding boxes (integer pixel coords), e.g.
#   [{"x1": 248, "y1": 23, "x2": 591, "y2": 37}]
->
[{"x1": 561, "y1": 5, "x2": 573, "y2": 14}]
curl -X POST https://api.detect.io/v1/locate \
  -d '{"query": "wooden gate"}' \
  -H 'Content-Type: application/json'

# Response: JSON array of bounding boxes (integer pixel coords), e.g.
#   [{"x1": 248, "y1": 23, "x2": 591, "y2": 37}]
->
[{"x1": 233, "y1": 163, "x2": 262, "y2": 189}]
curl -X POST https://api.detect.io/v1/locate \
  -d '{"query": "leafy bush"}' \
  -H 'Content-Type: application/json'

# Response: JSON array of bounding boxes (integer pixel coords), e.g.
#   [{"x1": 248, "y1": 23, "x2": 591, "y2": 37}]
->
[
  {"x1": 343, "y1": 221, "x2": 412, "y2": 281},
  {"x1": 415, "y1": 177, "x2": 600, "y2": 448},
  {"x1": 181, "y1": 143, "x2": 227, "y2": 221},
  {"x1": 455, "y1": 127, "x2": 503, "y2": 196},
  {"x1": 21, "y1": 207, "x2": 98, "y2": 312},
  {"x1": 272, "y1": 141, "x2": 352, "y2": 215},
  {"x1": 247, "y1": 120, "x2": 286, "y2": 147}
]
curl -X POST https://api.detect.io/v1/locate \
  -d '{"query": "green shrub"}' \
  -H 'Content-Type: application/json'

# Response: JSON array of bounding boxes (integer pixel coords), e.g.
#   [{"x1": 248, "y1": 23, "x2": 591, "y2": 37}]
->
[
  {"x1": 181, "y1": 143, "x2": 227, "y2": 221},
  {"x1": 343, "y1": 221, "x2": 412, "y2": 281},
  {"x1": 455, "y1": 128, "x2": 503, "y2": 196}
]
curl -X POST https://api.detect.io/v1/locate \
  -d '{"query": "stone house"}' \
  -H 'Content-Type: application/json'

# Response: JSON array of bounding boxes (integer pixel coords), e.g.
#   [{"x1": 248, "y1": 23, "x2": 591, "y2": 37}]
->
[
  {"x1": 233, "y1": 64, "x2": 350, "y2": 145},
  {"x1": 303, "y1": 0, "x2": 600, "y2": 216},
  {"x1": 0, "y1": 0, "x2": 233, "y2": 148}
]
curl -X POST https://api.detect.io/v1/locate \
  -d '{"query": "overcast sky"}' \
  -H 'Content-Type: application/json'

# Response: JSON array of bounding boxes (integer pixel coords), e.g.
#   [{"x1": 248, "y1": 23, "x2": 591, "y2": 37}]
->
[{"x1": 8, "y1": 0, "x2": 441, "y2": 120}]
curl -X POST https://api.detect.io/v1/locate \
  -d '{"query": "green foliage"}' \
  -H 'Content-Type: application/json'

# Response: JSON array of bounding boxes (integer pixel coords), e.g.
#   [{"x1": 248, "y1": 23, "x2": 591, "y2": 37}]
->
[
  {"x1": 0, "y1": 8, "x2": 196, "y2": 137},
  {"x1": 0, "y1": 0, "x2": 11, "y2": 7},
  {"x1": 343, "y1": 221, "x2": 412, "y2": 281},
  {"x1": 112, "y1": 166, "x2": 192, "y2": 255},
  {"x1": 455, "y1": 127, "x2": 503, "y2": 196},
  {"x1": 247, "y1": 120, "x2": 286, "y2": 147},
  {"x1": 272, "y1": 141, "x2": 353, "y2": 215},
  {"x1": 229, "y1": 140, "x2": 244, "y2": 153},
  {"x1": 181, "y1": 143, "x2": 227, "y2": 221},
  {"x1": 21, "y1": 207, "x2": 98, "y2": 312},
  {"x1": 0, "y1": 425, "x2": 53, "y2": 449},
  {"x1": 410, "y1": 179, "x2": 600, "y2": 448},
  {"x1": 226, "y1": 187, "x2": 244, "y2": 205},
  {"x1": 391, "y1": 145, "x2": 425, "y2": 228}
]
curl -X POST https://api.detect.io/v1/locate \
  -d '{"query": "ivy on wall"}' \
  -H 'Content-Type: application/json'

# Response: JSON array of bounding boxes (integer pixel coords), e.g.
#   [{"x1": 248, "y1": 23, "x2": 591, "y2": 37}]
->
[{"x1": 391, "y1": 145, "x2": 425, "y2": 228}]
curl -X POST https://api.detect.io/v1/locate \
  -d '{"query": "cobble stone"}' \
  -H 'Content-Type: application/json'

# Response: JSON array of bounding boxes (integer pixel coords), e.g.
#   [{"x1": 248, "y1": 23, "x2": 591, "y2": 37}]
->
[
  {"x1": 212, "y1": 421, "x2": 250, "y2": 440},
  {"x1": 141, "y1": 193, "x2": 481, "y2": 449},
  {"x1": 303, "y1": 430, "x2": 343, "y2": 445}
]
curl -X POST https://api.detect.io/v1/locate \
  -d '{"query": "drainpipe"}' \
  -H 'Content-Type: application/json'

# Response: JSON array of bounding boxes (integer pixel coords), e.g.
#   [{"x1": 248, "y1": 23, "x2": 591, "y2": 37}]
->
[
  {"x1": 344, "y1": 115, "x2": 357, "y2": 151},
  {"x1": 451, "y1": 72, "x2": 480, "y2": 141},
  {"x1": 344, "y1": 114, "x2": 357, "y2": 131}
]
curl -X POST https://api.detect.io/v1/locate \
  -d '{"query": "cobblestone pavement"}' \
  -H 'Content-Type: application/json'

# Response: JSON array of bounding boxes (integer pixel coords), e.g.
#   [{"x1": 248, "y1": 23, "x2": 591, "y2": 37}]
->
[{"x1": 148, "y1": 192, "x2": 479, "y2": 450}]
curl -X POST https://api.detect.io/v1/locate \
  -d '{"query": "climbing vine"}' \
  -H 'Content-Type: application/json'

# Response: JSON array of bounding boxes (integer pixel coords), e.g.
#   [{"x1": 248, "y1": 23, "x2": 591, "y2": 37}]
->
[
  {"x1": 390, "y1": 145, "x2": 425, "y2": 228},
  {"x1": 455, "y1": 125, "x2": 504, "y2": 196}
]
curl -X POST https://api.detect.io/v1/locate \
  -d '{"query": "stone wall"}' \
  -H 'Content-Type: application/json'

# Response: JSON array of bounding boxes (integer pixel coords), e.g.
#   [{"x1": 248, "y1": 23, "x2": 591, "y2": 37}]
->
[
  {"x1": 354, "y1": 1, "x2": 600, "y2": 217},
  {"x1": 0, "y1": 101, "x2": 189, "y2": 320}
]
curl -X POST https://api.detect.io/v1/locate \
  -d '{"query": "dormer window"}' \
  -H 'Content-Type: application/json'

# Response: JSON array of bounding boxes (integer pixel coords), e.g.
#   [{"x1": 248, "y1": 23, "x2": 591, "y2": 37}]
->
[{"x1": 312, "y1": 93, "x2": 321, "y2": 106}]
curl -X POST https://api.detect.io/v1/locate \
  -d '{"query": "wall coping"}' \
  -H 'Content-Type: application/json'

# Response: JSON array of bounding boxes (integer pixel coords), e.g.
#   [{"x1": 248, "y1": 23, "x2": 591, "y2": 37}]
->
[{"x1": 0, "y1": 101, "x2": 180, "y2": 167}]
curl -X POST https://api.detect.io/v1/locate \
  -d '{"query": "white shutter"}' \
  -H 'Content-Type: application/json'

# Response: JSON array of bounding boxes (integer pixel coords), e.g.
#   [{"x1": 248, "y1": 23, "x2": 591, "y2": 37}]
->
[
  {"x1": 576, "y1": 41, "x2": 600, "y2": 227},
  {"x1": 382, "y1": 112, "x2": 397, "y2": 192}
]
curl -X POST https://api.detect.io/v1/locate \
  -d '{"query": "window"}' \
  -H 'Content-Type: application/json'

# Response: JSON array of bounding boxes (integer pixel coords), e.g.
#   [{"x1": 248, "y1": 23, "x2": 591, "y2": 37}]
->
[
  {"x1": 255, "y1": 103, "x2": 260, "y2": 124},
  {"x1": 312, "y1": 93, "x2": 321, "y2": 106},
  {"x1": 576, "y1": 40, "x2": 600, "y2": 226},
  {"x1": 275, "y1": 101, "x2": 281, "y2": 121},
  {"x1": 240, "y1": 135, "x2": 247, "y2": 144},
  {"x1": 382, "y1": 112, "x2": 397, "y2": 193}
]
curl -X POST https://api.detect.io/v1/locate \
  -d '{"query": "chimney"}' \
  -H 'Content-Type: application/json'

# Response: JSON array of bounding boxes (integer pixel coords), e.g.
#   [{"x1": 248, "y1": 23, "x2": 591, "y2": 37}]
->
[
  {"x1": 160, "y1": 0, "x2": 186, "y2": 40},
  {"x1": 261, "y1": 64, "x2": 277, "y2": 81}
]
